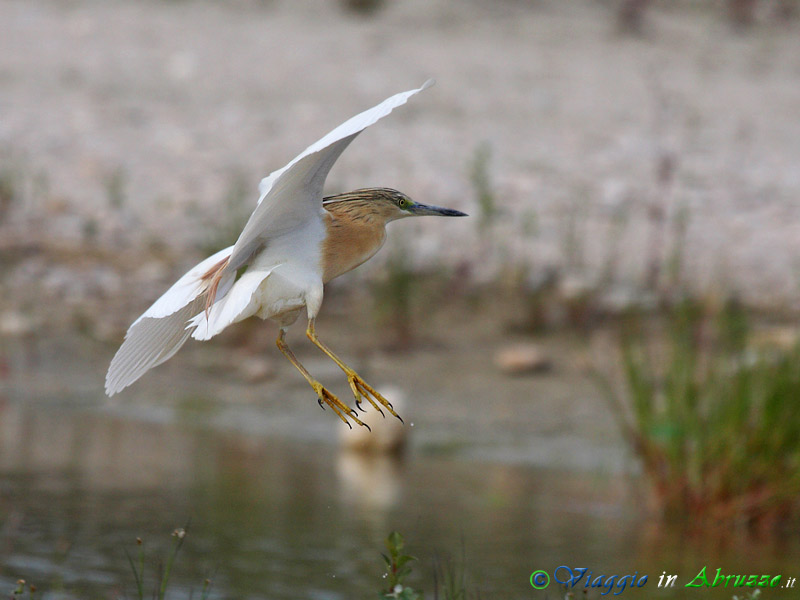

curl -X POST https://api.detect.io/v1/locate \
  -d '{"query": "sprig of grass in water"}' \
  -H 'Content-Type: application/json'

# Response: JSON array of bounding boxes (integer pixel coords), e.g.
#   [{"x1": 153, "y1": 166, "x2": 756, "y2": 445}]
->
[
  {"x1": 432, "y1": 543, "x2": 470, "y2": 600},
  {"x1": 9, "y1": 579, "x2": 36, "y2": 599},
  {"x1": 159, "y1": 527, "x2": 187, "y2": 600},
  {"x1": 379, "y1": 532, "x2": 479, "y2": 600},
  {"x1": 124, "y1": 537, "x2": 146, "y2": 599},
  {"x1": 126, "y1": 523, "x2": 212, "y2": 600}
]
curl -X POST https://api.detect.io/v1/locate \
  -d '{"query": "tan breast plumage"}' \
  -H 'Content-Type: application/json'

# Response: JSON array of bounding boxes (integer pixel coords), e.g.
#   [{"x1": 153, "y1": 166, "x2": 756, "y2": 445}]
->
[{"x1": 321, "y1": 204, "x2": 388, "y2": 283}]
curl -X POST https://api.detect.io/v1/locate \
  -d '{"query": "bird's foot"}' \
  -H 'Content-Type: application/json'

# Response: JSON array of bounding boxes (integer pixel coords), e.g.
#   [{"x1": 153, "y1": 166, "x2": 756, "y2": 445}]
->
[
  {"x1": 312, "y1": 381, "x2": 370, "y2": 430},
  {"x1": 346, "y1": 373, "x2": 403, "y2": 423}
]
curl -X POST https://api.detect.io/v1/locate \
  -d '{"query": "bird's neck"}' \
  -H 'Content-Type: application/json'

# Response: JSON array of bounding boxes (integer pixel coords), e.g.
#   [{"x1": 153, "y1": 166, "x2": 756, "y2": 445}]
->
[{"x1": 321, "y1": 202, "x2": 389, "y2": 283}]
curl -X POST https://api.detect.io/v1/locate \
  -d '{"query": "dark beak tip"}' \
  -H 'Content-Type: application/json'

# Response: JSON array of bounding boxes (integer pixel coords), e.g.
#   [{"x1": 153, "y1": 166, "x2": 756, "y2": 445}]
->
[
  {"x1": 412, "y1": 203, "x2": 468, "y2": 217},
  {"x1": 438, "y1": 207, "x2": 468, "y2": 217}
]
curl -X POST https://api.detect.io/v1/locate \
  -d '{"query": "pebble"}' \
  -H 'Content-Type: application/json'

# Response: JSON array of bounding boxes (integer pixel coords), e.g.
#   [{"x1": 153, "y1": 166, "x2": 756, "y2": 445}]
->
[
  {"x1": 237, "y1": 356, "x2": 276, "y2": 383},
  {"x1": 0, "y1": 311, "x2": 35, "y2": 337},
  {"x1": 494, "y1": 343, "x2": 552, "y2": 375}
]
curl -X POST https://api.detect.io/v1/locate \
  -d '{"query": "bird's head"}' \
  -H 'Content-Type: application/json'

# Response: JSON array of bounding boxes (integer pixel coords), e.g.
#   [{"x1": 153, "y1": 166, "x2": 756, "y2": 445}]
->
[{"x1": 323, "y1": 187, "x2": 468, "y2": 223}]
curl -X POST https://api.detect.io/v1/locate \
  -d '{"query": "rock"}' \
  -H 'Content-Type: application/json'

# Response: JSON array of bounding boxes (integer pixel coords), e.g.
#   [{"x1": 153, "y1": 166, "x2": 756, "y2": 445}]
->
[
  {"x1": 751, "y1": 327, "x2": 799, "y2": 351},
  {"x1": 0, "y1": 311, "x2": 35, "y2": 337},
  {"x1": 558, "y1": 275, "x2": 595, "y2": 301},
  {"x1": 494, "y1": 343, "x2": 552, "y2": 375},
  {"x1": 600, "y1": 285, "x2": 658, "y2": 314}
]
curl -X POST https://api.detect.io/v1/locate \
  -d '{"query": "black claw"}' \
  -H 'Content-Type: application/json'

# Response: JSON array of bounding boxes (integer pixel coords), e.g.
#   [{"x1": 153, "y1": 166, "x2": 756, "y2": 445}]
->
[
  {"x1": 317, "y1": 397, "x2": 325, "y2": 410},
  {"x1": 355, "y1": 399, "x2": 366, "y2": 413},
  {"x1": 362, "y1": 422, "x2": 372, "y2": 433},
  {"x1": 345, "y1": 420, "x2": 352, "y2": 430},
  {"x1": 395, "y1": 413, "x2": 405, "y2": 424}
]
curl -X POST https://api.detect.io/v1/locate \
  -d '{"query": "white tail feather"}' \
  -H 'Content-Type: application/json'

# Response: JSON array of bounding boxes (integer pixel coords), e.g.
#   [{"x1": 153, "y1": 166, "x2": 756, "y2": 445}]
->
[{"x1": 190, "y1": 268, "x2": 275, "y2": 341}]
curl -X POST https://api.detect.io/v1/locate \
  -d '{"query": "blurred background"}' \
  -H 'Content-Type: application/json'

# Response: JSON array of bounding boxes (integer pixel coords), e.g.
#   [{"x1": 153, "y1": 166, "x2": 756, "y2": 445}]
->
[{"x1": 2, "y1": 0, "x2": 800, "y2": 598}]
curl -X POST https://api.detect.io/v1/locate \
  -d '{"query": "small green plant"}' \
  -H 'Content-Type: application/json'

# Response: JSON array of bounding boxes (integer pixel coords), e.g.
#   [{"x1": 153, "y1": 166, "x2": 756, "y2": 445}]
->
[
  {"x1": 104, "y1": 166, "x2": 127, "y2": 210},
  {"x1": 126, "y1": 525, "x2": 212, "y2": 600},
  {"x1": 469, "y1": 142, "x2": 497, "y2": 234},
  {"x1": 372, "y1": 238, "x2": 416, "y2": 349},
  {"x1": 379, "y1": 531, "x2": 422, "y2": 600},
  {"x1": 559, "y1": 191, "x2": 588, "y2": 274},
  {"x1": 82, "y1": 216, "x2": 99, "y2": 243},
  {"x1": 598, "y1": 202, "x2": 630, "y2": 289},
  {"x1": 0, "y1": 167, "x2": 20, "y2": 220},
  {"x1": 663, "y1": 202, "x2": 691, "y2": 294},
  {"x1": 9, "y1": 579, "x2": 37, "y2": 599},
  {"x1": 197, "y1": 169, "x2": 251, "y2": 256},
  {"x1": 599, "y1": 298, "x2": 800, "y2": 528}
]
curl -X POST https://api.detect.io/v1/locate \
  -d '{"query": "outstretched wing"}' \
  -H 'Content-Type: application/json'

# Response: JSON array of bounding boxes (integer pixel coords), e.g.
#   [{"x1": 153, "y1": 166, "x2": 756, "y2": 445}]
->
[
  {"x1": 225, "y1": 80, "x2": 434, "y2": 273},
  {"x1": 105, "y1": 246, "x2": 235, "y2": 395}
]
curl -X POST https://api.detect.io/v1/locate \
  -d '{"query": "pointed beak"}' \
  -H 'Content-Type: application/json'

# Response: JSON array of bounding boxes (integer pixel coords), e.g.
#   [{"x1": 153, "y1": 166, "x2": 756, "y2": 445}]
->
[{"x1": 408, "y1": 203, "x2": 468, "y2": 217}]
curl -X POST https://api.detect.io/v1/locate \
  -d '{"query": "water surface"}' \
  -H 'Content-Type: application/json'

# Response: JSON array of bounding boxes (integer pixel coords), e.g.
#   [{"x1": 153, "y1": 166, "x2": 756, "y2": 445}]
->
[{"x1": 1, "y1": 400, "x2": 797, "y2": 599}]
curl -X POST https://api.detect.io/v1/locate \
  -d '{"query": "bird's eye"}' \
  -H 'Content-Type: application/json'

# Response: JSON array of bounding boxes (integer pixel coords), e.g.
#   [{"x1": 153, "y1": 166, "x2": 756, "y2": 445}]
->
[{"x1": 398, "y1": 198, "x2": 408, "y2": 209}]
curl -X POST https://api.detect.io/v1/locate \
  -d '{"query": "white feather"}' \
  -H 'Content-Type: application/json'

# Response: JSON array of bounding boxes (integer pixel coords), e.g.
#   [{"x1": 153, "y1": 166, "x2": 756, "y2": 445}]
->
[{"x1": 189, "y1": 267, "x2": 276, "y2": 340}]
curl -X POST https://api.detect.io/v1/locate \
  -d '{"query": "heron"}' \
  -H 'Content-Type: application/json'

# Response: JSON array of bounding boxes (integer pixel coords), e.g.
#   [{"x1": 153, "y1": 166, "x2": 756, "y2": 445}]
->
[{"x1": 105, "y1": 81, "x2": 467, "y2": 429}]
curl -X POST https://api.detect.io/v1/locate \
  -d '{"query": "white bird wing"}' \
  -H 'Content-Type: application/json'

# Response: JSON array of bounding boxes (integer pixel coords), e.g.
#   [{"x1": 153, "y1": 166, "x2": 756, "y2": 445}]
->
[
  {"x1": 225, "y1": 79, "x2": 434, "y2": 273},
  {"x1": 105, "y1": 247, "x2": 235, "y2": 395}
]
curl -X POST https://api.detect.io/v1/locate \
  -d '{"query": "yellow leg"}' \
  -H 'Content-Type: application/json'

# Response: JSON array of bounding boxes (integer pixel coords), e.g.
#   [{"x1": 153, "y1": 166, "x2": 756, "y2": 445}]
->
[
  {"x1": 306, "y1": 318, "x2": 403, "y2": 422},
  {"x1": 276, "y1": 329, "x2": 368, "y2": 430}
]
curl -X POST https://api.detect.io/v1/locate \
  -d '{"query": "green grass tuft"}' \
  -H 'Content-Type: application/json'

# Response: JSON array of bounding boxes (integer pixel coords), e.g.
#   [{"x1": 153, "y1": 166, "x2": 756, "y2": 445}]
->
[{"x1": 599, "y1": 298, "x2": 800, "y2": 529}]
